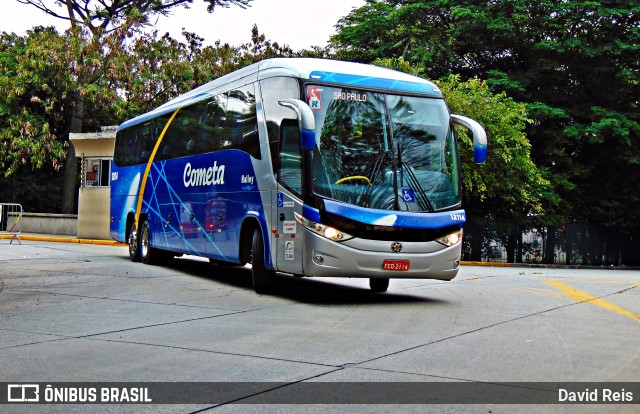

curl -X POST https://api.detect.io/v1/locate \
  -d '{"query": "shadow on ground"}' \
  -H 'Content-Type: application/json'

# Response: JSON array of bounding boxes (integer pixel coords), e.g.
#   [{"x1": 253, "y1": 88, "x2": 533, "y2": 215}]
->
[{"x1": 117, "y1": 255, "x2": 449, "y2": 307}]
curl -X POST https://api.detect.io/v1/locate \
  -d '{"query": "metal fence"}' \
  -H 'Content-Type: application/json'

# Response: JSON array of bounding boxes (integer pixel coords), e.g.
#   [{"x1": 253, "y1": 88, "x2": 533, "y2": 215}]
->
[
  {"x1": 0, "y1": 203, "x2": 22, "y2": 244},
  {"x1": 462, "y1": 221, "x2": 640, "y2": 266}
]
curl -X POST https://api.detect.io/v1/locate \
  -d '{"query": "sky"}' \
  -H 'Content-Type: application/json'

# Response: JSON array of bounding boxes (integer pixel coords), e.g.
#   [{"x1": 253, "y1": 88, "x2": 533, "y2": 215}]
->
[{"x1": 0, "y1": 0, "x2": 366, "y2": 50}]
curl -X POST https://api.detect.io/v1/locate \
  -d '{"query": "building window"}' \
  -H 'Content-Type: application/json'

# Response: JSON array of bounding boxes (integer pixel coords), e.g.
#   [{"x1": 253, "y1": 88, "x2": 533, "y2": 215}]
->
[{"x1": 83, "y1": 158, "x2": 111, "y2": 187}]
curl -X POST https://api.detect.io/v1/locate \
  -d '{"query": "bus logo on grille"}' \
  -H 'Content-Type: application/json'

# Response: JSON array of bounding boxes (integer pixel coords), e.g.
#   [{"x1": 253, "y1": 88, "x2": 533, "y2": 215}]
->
[{"x1": 391, "y1": 242, "x2": 402, "y2": 253}]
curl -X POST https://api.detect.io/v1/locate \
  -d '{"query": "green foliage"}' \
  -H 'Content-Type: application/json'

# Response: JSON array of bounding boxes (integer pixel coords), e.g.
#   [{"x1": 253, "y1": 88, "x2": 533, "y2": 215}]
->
[
  {"x1": 0, "y1": 28, "x2": 68, "y2": 177},
  {"x1": 442, "y1": 75, "x2": 557, "y2": 217},
  {"x1": 112, "y1": 24, "x2": 295, "y2": 119},
  {"x1": 372, "y1": 57, "x2": 423, "y2": 77},
  {"x1": 333, "y1": 0, "x2": 640, "y2": 231}
]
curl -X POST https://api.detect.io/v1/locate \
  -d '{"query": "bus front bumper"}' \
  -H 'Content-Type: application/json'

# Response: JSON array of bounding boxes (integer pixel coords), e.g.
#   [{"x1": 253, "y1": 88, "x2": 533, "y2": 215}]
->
[{"x1": 301, "y1": 231, "x2": 462, "y2": 281}]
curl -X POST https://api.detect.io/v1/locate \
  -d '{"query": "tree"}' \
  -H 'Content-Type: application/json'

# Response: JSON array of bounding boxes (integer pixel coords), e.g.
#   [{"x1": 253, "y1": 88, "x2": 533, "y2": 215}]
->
[
  {"x1": 332, "y1": 0, "x2": 640, "y2": 239},
  {"x1": 14, "y1": 0, "x2": 254, "y2": 213},
  {"x1": 17, "y1": 0, "x2": 252, "y2": 30},
  {"x1": 0, "y1": 28, "x2": 67, "y2": 177},
  {"x1": 110, "y1": 24, "x2": 295, "y2": 120}
]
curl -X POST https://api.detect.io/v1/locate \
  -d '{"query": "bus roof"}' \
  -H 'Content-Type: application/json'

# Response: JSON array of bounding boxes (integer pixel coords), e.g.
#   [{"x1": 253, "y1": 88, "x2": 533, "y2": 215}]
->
[{"x1": 120, "y1": 58, "x2": 442, "y2": 130}]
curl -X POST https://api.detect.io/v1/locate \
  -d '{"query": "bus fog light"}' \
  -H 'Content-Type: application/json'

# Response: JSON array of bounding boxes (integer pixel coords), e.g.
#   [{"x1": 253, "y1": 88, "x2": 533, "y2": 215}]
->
[
  {"x1": 313, "y1": 254, "x2": 324, "y2": 264},
  {"x1": 454, "y1": 260, "x2": 460, "y2": 269}
]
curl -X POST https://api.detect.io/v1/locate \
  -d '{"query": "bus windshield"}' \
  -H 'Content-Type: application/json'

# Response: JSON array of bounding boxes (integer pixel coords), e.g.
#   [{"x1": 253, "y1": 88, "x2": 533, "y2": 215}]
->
[{"x1": 307, "y1": 85, "x2": 460, "y2": 212}]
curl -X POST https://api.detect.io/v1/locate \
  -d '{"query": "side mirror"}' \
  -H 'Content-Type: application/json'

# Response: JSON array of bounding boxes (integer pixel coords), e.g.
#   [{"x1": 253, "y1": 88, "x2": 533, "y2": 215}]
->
[
  {"x1": 278, "y1": 99, "x2": 316, "y2": 151},
  {"x1": 451, "y1": 114, "x2": 487, "y2": 164}
]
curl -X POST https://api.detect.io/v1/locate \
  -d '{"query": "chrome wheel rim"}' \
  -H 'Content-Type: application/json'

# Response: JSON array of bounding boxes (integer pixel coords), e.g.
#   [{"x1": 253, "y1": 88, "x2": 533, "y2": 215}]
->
[
  {"x1": 128, "y1": 230, "x2": 137, "y2": 255},
  {"x1": 141, "y1": 227, "x2": 149, "y2": 258}
]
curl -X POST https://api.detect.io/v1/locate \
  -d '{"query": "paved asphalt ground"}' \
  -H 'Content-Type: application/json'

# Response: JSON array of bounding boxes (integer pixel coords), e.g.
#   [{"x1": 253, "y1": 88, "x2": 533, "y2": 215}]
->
[{"x1": 0, "y1": 238, "x2": 638, "y2": 413}]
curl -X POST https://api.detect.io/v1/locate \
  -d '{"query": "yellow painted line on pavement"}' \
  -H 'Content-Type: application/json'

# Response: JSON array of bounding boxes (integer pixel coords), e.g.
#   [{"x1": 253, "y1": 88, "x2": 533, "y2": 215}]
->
[
  {"x1": 559, "y1": 278, "x2": 640, "y2": 284},
  {"x1": 0, "y1": 234, "x2": 125, "y2": 246},
  {"x1": 464, "y1": 277, "x2": 484, "y2": 282},
  {"x1": 544, "y1": 279, "x2": 640, "y2": 322},
  {"x1": 520, "y1": 287, "x2": 569, "y2": 299}
]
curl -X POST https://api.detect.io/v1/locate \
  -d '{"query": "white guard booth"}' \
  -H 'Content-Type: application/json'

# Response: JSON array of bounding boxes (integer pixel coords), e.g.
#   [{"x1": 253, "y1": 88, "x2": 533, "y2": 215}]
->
[{"x1": 69, "y1": 127, "x2": 116, "y2": 240}]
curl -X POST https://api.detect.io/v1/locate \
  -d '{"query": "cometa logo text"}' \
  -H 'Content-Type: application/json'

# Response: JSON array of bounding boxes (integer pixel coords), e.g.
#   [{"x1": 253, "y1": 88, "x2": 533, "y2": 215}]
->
[{"x1": 183, "y1": 162, "x2": 226, "y2": 188}]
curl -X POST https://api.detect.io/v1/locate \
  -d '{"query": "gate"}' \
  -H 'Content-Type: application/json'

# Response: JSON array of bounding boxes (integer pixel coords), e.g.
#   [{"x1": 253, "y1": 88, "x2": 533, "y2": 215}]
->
[{"x1": 0, "y1": 203, "x2": 22, "y2": 244}]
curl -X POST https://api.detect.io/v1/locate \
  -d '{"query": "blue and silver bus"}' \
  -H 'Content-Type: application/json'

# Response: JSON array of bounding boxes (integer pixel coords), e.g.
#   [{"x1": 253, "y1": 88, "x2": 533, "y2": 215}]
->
[{"x1": 110, "y1": 58, "x2": 487, "y2": 293}]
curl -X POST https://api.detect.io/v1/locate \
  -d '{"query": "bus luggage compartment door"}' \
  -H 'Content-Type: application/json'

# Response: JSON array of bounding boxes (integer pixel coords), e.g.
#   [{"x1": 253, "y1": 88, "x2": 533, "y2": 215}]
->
[{"x1": 275, "y1": 190, "x2": 303, "y2": 275}]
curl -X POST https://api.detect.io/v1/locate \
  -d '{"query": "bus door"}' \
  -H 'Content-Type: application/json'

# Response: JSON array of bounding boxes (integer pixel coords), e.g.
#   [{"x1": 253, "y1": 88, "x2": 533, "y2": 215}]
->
[{"x1": 275, "y1": 120, "x2": 304, "y2": 274}]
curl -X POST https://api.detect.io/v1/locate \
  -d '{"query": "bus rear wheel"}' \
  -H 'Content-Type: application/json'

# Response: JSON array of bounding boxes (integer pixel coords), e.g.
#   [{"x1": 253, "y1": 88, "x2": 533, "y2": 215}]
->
[
  {"x1": 128, "y1": 221, "x2": 140, "y2": 262},
  {"x1": 370, "y1": 278, "x2": 389, "y2": 293},
  {"x1": 251, "y1": 228, "x2": 276, "y2": 294},
  {"x1": 139, "y1": 220, "x2": 159, "y2": 265}
]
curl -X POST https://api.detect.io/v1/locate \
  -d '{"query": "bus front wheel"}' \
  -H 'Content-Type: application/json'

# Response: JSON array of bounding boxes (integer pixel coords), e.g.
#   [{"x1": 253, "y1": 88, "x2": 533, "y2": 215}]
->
[
  {"x1": 370, "y1": 278, "x2": 389, "y2": 293},
  {"x1": 251, "y1": 229, "x2": 276, "y2": 294}
]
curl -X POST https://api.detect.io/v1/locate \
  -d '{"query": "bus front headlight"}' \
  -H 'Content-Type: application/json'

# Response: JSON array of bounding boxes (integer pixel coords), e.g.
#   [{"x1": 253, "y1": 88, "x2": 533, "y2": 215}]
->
[
  {"x1": 436, "y1": 229, "x2": 463, "y2": 247},
  {"x1": 295, "y1": 213, "x2": 353, "y2": 242}
]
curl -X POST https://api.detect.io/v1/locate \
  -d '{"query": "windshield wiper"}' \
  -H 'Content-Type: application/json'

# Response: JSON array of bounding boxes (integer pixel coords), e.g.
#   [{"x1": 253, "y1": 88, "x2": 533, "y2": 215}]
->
[
  {"x1": 397, "y1": 143, "x2": 433, "y2": 212},
  {"x1": 401, "y1": 161, "x2": 434, "y2": 212},
  {"x1": 360, "y1": 150, "x2": 386, "y2": 207}
]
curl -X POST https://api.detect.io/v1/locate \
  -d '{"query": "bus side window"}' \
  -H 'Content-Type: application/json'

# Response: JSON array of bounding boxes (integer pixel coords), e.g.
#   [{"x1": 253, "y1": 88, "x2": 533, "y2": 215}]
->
[
  {"x1": 114, "y1": 129, "x2": 127, "y2": 166},
  {"x1": 170, "y1": 107, "x2": 199, "y2": 158},
  {"x1": 139, "y1": 120, "x2": 156, "y2": 163},
  {"x1": 199, "y1": 98, "x2": 219, "y2": 153},
  {"x1": 279, "y1": 119, "x2": 302, "y2": 196},
  {"x1": 201, "y1": 94, "x2": 228, "y2": 154},
  {"x1": 227, "y1": 85, "x2": 260, "y2": 159}
]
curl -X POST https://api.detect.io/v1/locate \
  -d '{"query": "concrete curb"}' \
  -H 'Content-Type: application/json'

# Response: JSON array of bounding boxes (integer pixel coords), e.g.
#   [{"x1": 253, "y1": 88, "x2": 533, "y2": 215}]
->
[
  {"x1": 0, "y1": 234, "x2": 126, "y2": 247},
  {"x1": 460, "y1": 261, "x2": 513, "y2": 267},
  {"x1": 3, "y1": 235, "x2": 637, "y2": 270},
  {"x1": 0, "y1": 235, "x2": 510, "y2": 264}
]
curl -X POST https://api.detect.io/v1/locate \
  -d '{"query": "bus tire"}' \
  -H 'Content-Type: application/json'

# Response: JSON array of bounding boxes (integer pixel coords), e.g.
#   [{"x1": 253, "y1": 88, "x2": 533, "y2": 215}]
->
[
  {"x1": 128, "y1": 221, "x2": 140, "y2": 262},
  {"x1": 139, "y1": 220, "x2": 158, "y2": 265},
  {"x1": 251, "y1": 228, "x2": 276, "y2": 294},
  {"x1": 370, "y1": 277, "x2": 389, "y2": 293}
]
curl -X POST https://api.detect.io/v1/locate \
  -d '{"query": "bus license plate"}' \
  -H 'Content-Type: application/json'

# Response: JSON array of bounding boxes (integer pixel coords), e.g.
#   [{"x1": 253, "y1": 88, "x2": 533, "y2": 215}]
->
[{"x1": 382, "y1": 260, "x2": 410, "y2": 271}]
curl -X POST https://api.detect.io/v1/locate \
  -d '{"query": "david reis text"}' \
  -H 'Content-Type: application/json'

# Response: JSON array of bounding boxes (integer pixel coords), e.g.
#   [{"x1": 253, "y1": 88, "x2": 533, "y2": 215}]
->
[{"x1": 559, "y1": 388, "x2": 633, "y2": 403}]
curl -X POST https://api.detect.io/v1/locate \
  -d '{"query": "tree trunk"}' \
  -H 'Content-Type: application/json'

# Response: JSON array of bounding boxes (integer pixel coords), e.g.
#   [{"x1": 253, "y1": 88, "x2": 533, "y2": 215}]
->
[
  {"x1": 543, "y1": 225, "x2": 557, "y2": 264},
  {"x1": 505, "y1": 225, "x2": 520, "y2": 264},
  {"x1": 61, "y1": 91, "x2": 84, "y2": 214},
  {"x1": 565, "y1": 225, "x2": 573, "y2": 265},
  {"x1": 469, "y1": 227, "x2": 484, "y2": 262}
]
